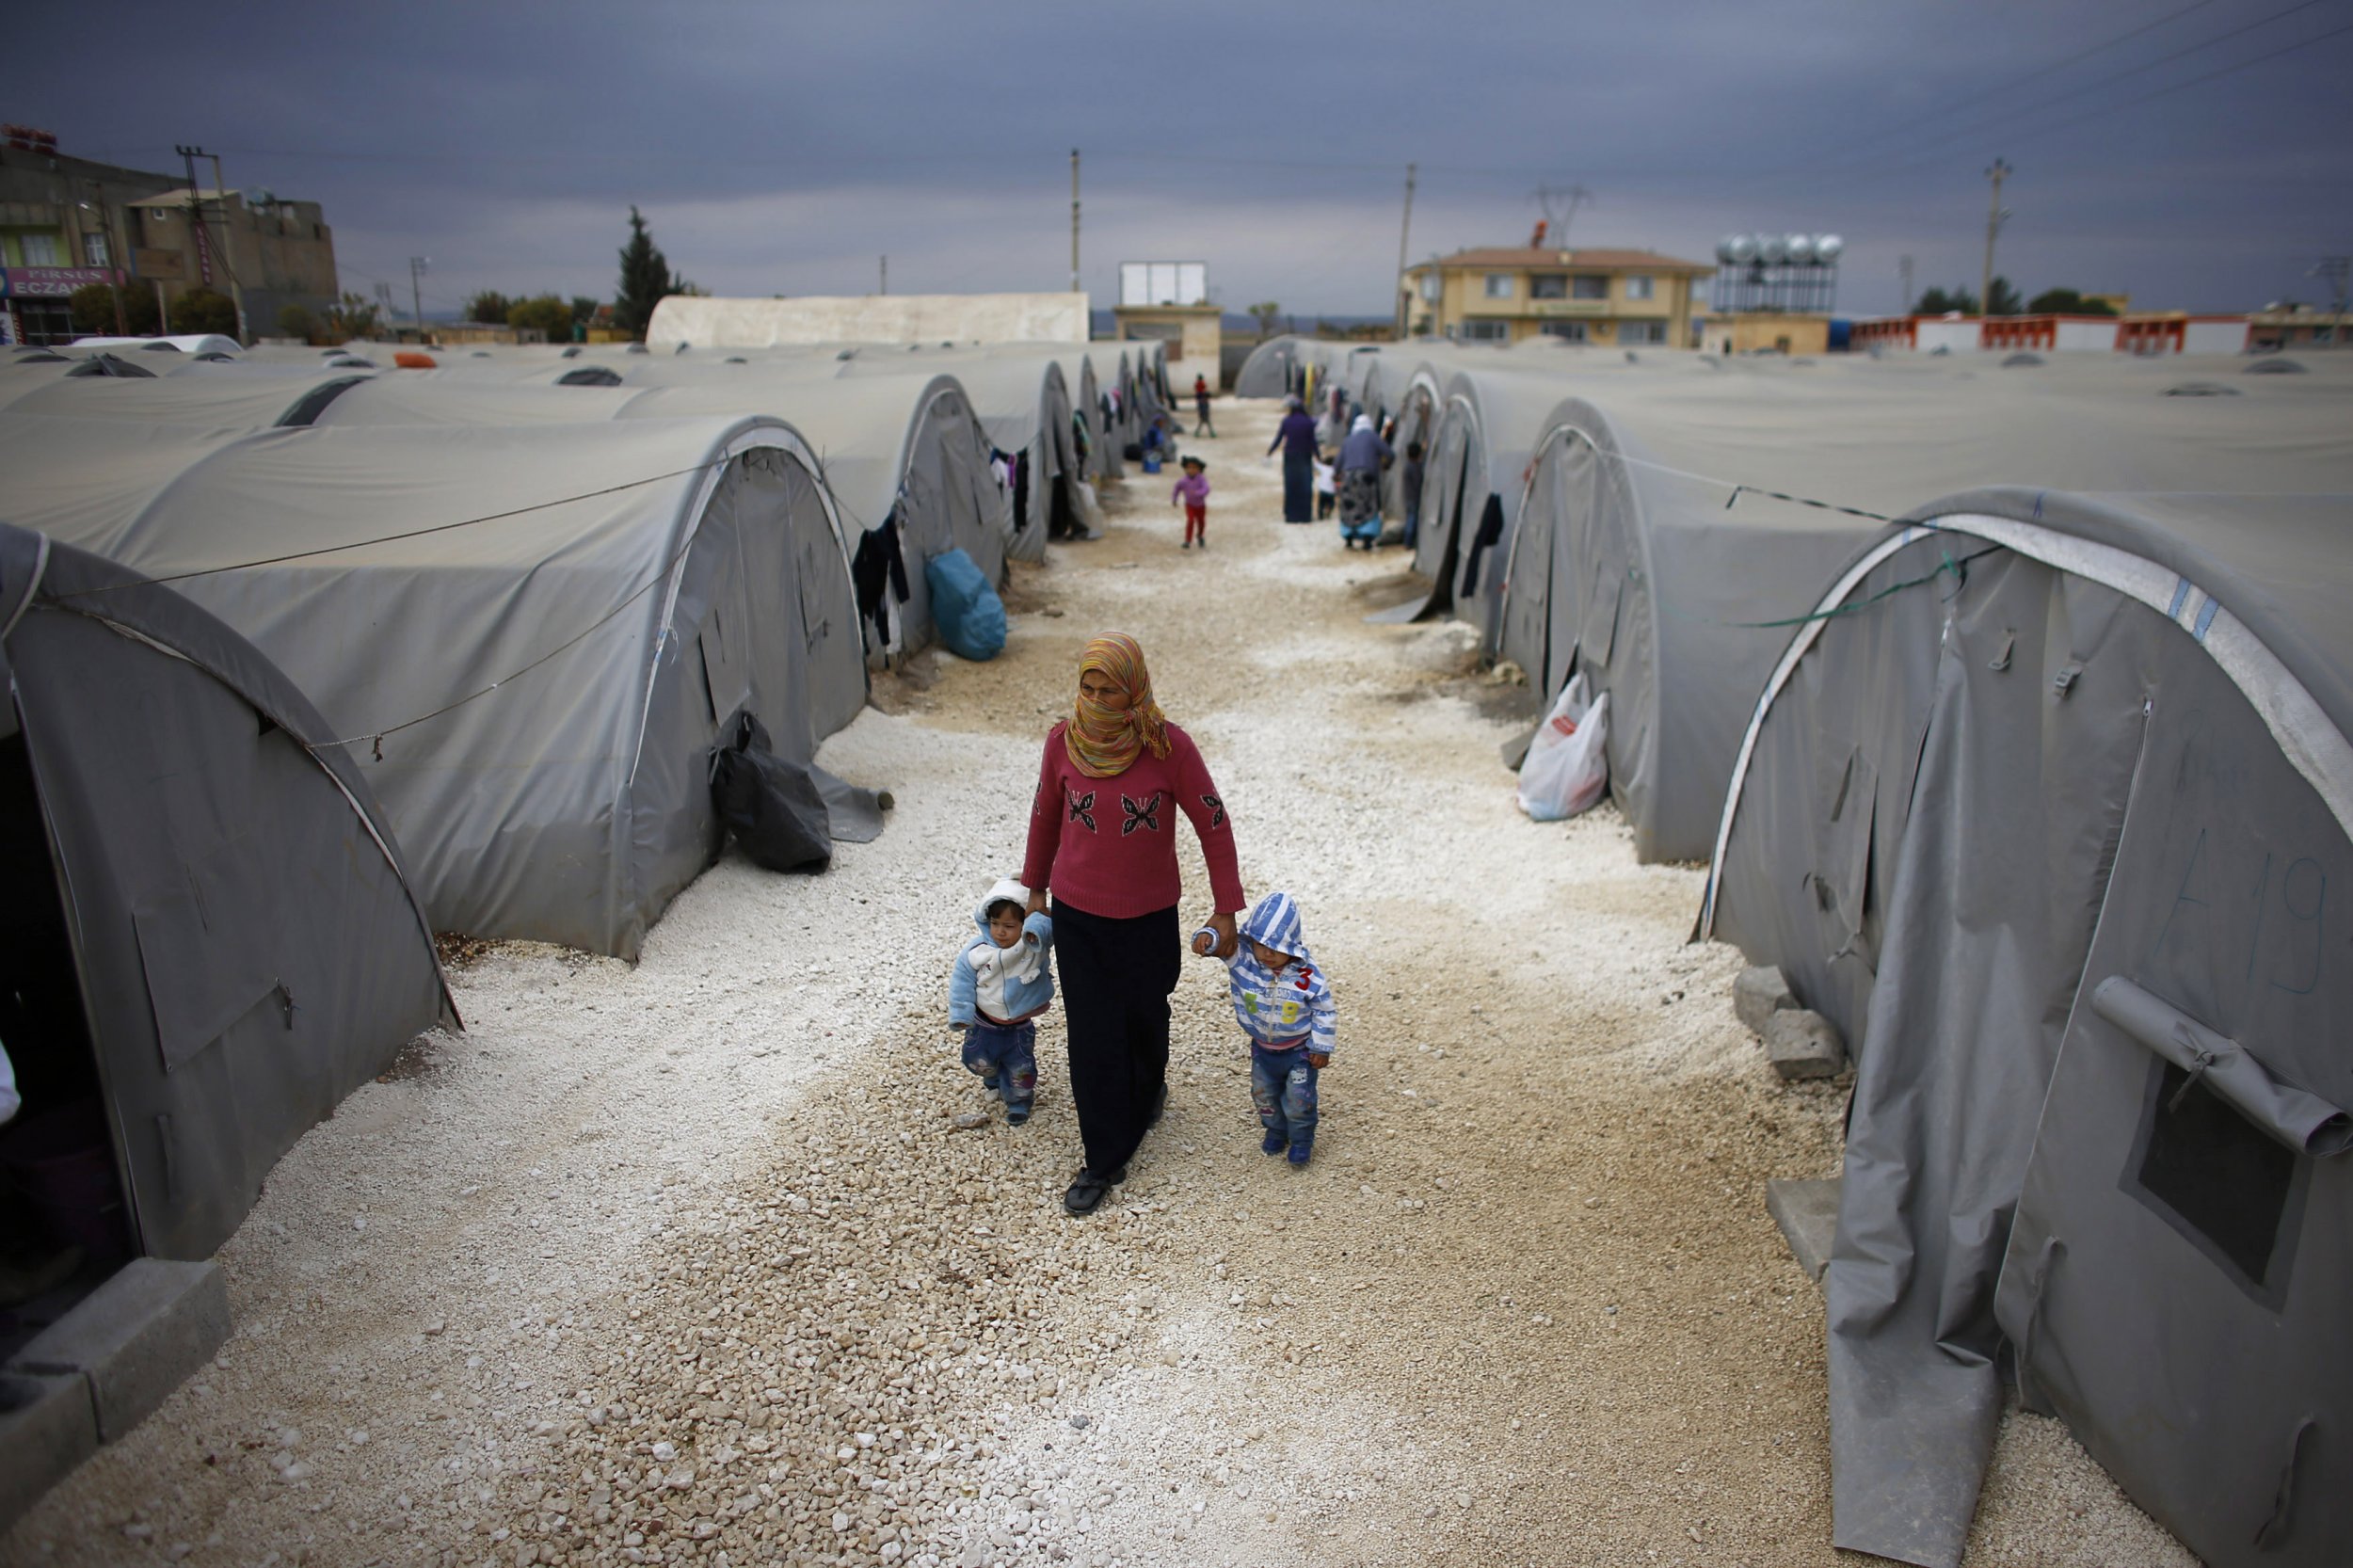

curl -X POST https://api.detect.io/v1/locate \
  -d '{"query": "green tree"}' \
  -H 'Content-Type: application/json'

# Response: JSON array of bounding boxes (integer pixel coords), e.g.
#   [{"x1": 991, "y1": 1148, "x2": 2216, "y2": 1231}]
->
[
  {"x1": 614, "y1": 206, "x2": 684, "y2": 342},
  {"x1": 69, "y1": 280, "x2": 157, "y2": 335},
  {"x1": 322, "y1": 291, "x2": 383, "y2": 341},
  {"x1": 466, "y1": 289, "x2": 515, "y2": 325},
  {"x1": 505, "y1": 293, "x2": 573, "y2": 344},
  {"x1": 1985, "y1": 276, "x2": 2024, "y2": 317},
  {"x1": 276, "y1": 303, "x2": 323, "y2": 343},
  {"x1": 2026, "y1": 287, "x2": 2116, "y2": 317},
  {"x1": 1914, "y1": 285, "x2": 1979, "y2": 316},
  {"x1": 1246, "y1": 301, "x2": 1281, "y2": 340},
  {"x1": 171, "y1": 287, "x2": 238, "y2": 335}
]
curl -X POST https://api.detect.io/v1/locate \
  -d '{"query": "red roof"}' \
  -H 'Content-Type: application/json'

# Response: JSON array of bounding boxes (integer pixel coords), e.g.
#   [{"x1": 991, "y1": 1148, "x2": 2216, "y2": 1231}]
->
[{"x1": 1419, "y1": 247, "x2": 1715, "y2": 273}]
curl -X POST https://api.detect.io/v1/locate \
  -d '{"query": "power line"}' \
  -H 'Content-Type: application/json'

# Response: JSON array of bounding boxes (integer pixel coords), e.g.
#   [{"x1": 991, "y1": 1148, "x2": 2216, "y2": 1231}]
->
[
  {"x1": 1832, "y1": 14, "x2": 2353, "y2": 182},
  {"x1": 1818, "y1": 0, "x2": 2334, "y2": 174},
  {"x1": 1889, "y1": 0, "x2": 2225, "y2": 134}
]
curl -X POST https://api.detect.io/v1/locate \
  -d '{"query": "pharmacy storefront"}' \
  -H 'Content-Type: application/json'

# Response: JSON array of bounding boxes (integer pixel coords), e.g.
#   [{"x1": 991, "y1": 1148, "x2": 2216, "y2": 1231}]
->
[{"x1": 1, "y1": 265, "x2": 120, "y2": 345}]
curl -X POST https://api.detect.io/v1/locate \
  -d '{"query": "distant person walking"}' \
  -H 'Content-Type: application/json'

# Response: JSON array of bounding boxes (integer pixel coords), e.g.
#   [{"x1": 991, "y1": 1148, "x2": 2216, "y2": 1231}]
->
[
  {"x1": 1401, "y1": 440, "x2": 1426, "y2": 551},
  {"x1": 1192, "y1": 375, "x2": 1217, "y2": 438},
  {"x1": 1337, "y1": 414, "x2": 1391, "y2": 551},
  {"x1": 1269, "y1": 395, "x2": 1320, "y2": 523}
]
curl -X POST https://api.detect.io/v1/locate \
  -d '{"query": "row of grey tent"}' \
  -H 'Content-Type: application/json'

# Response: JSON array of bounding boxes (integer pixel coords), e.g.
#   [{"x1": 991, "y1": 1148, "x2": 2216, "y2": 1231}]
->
[
  {"x1": 1239, "y1": 334, "x2": 2353, "y2": 1568},
  {"x1": 0, "y1": 334, "x2": 1167, "y2": 1274}
]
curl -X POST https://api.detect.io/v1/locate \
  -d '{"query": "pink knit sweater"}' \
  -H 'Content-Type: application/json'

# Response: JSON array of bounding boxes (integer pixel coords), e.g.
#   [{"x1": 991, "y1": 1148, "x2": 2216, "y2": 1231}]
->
[{"x1": 1021, "y1": 721, "x2": 1244, "y2": 920}]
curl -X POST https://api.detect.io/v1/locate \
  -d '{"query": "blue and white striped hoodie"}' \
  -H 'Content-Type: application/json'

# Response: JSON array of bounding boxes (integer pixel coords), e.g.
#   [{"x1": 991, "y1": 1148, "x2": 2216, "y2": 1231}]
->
[{"x1": 1219, "y1": 891, "x2": 1337, "y2": 1057}]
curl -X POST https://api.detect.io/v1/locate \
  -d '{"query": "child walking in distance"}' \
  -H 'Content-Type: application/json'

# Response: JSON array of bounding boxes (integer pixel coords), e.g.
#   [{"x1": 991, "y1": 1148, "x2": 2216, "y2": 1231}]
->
[
  {"x1": 1171, "y1": 456, "x2": 1210, "y2": 550},
  {"x1": 1192, "y1": 375, "x2": 1217, "y2": 437},
  {"x1": 1195, "y1": 891, "x2": 1334, "y2": 1165},
  {"x1": 950, "y1": 878, "x2": 1054, "y2": 1124},
  {"x1": 1313, "y1": 455, "x2": 1337, "y2": 520}
]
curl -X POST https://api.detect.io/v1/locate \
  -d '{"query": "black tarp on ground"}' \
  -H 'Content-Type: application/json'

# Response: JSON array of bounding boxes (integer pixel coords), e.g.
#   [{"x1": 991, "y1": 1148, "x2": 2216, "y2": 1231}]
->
[{"x1": 0, "y1": 521, "x2": 451, "y2": 1261}]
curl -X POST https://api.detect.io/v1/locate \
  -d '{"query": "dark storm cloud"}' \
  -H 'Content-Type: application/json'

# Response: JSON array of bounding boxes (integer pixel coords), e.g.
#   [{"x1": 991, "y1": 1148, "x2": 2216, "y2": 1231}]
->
[{"x1": 11, "y1": 0, "x2": 2349, "y2": 317}]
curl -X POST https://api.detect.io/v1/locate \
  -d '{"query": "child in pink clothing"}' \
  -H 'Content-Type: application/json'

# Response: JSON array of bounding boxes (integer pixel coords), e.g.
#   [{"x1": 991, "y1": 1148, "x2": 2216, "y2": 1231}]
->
[{"x1": 1171, "y1": 456, "x2": 1210, "y2": 550}]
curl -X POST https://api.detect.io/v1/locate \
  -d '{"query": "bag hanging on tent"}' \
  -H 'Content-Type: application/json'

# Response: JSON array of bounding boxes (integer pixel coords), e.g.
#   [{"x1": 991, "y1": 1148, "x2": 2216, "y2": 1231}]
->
[
  {"x1": 923, "y1": 548, "x2": 1007, "y2": 662},
  {"x1": 1516, "y1": 673, "x2": 1610, "y2": 823},
  {"x1": 710, "y1": 711, "x2": 833, "y2": 873}
]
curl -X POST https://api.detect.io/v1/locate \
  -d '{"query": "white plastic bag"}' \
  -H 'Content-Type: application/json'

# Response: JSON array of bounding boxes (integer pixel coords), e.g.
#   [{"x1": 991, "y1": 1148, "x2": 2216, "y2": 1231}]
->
[{"x1": 1516, "y1": 673, "x2": 1610, "y2": 822}]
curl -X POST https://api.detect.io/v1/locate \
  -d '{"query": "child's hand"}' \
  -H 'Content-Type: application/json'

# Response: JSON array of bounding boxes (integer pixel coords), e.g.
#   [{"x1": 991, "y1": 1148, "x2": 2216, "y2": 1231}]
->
[
  {"x1": 1306, "y1": 1051, "x2": 1330, "y2": 1069},
  {"x1": 1190, "y1": 928, "x2": 1218, "y2": 957}
]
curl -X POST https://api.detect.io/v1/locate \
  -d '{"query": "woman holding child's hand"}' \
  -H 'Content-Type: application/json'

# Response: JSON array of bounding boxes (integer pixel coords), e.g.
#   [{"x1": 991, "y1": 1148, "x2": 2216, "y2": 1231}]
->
[{"x1": 1022, "y1": 632, "x2": 1243, "y2": 1217}]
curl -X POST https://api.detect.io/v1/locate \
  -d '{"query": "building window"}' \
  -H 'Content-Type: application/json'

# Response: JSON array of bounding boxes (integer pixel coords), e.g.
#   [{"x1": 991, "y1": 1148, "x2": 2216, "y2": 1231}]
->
[
  {"x1": 1529, "y1": 274, "x2": 1567, "y2": 300},
  {"x1": 1462, "y1": 319, "x2": 1510, "y2": 342},
  {"x1": 1625, "y1": 275, "x2": 1656, "y2": 300},
  {"x1": 82, "y1": 231, "x2": 109, "y2": 266},
  {"x1": 1619, "y1": 320, "x2": 1667, "y2": 344},
  {"x1": 1539, "y1": 321, "x2": 1588, "y2": 342},
  {"x1": 18, "y1": 232, "x2": 61, "y2": 266},
  {"x1": 1483, "y1": 273, "x2": 1513, "y2": 299},
  {"x1": 1419, "y1": 272, "x2": 1440, "y2": 302},
  {"x1": 1571, "y1": 275, "x2": 1609, "y2": 300}
]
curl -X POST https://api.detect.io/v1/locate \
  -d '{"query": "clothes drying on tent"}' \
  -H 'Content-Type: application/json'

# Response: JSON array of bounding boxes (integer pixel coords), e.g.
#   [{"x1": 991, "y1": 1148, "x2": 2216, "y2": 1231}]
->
[{"x1": 852, "y1": 513, "x2": 913, "y2": 657}]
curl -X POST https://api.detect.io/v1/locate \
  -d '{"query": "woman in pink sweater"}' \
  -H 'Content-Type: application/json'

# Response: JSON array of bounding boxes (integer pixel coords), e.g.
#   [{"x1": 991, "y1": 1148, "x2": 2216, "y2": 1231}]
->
[{"x1": 1023, "y1": 632, "x2": 1244, "y2": 1215}]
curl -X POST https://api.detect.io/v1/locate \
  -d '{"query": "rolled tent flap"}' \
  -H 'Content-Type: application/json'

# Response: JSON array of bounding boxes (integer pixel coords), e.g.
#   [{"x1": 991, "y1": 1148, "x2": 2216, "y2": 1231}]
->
[{"x1": 2090, "y1": 976, "x2": 2352, "y2": 1157}]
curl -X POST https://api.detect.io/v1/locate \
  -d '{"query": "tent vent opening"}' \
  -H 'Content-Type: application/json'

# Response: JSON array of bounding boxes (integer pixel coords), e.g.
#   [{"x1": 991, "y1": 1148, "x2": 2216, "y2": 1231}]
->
[{"x1": 2131, "y1": 1057, "x2": 2303, "y2": 1301}]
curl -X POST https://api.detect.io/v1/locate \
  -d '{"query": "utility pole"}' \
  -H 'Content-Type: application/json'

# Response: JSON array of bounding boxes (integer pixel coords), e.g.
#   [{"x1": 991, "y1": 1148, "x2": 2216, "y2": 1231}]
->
[
  {"x1": 175, "y1": 144, "x2": 248, "y2": 342},
  {"x1": 1981, "y1": 158, "x2": 2012, "y2": 319},
  {"x1": 1069, "y1": 149, "x2": 1080, "y2": 295},
  {"x1": 409, "y1": 256, "x2": 430, "y2": 344},
  {"x1": 205, "y1": 152, "x2": 249, "y2": 343},
  {"x1": 2310, "y1": 255, "x2": 2349, "y2": 343},
  {"x1": 1392, "y1": 162, "x2": 1417, "y2": 342},
  {"x1": 1898, "y1": 254, "x2": 1914, "y2": 314},
  {"x1": 82, "y1": 183, "x2": 127, "y2": 334},
  {"x1": 879, "y1": 254, "x2": 888, "y2": 296}
]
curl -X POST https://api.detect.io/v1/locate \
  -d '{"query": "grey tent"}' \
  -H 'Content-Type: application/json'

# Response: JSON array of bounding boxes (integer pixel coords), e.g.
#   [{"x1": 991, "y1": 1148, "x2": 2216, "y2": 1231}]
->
[
  {"x1": 317, "y1": 369, "x2": 1012, "y2": 664},
  {"x1": 0, "y1": 414, "x2": 864, "y2": 959},
  {"x1": 1233, "y1": 334, "x2": 1312, "y2": 399},
  {"x1": 0, "y1": 361, "x2": 369, "y2": 425},
  {"x1": 1497, "y1": 354, "x2": 2353, "y2": 863},
  {"x1": 1699, "y1": 466, "x2": 2353, "y2": 1561},
  {"x1": 0, "y1": 521, "x2": 451, "y2": 1263}
]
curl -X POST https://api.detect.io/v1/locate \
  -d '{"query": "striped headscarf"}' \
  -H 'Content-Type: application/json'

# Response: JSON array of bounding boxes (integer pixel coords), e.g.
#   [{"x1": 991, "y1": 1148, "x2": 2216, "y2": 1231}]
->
[{"x1": 1064, "y1": 632, "x2": 1171, "y2": 778}]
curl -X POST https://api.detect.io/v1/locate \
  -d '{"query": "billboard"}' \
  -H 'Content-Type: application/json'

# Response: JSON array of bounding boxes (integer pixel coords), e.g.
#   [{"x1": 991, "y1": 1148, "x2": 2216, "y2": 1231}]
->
[{"x1": 1119, "y1": 262, "x2": 1207, "y2": 308}]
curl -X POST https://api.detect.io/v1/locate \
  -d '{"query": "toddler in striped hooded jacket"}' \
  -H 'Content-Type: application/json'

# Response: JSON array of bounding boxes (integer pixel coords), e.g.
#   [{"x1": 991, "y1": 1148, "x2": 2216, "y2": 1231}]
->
[{"x1": 1193, "y1": 890, "x2": 1336, "y2": 1165}]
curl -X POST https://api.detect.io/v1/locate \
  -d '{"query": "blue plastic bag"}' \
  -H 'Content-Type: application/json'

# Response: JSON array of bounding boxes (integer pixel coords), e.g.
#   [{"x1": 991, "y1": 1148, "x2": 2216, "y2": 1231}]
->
[{"x1": 923, "y1": 548, "x2": 1007, "y2": 662}]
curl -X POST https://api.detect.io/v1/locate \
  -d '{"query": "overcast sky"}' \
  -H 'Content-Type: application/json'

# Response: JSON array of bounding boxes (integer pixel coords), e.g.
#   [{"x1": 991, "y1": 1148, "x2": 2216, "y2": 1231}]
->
[{"x1": 16, "y1": 0, "x2": 2351, "y2": 319}]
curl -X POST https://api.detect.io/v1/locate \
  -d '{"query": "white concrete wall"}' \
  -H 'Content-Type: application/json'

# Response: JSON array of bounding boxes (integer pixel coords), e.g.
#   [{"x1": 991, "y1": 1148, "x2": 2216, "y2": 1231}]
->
[
  {"x1": 2184, "y1": 319, "x2": 2248, "y2": 356},
  {"x1": 2054, "y1": 320, "x2": 2118, "y2": 353},
  {"x1": 647, "y1": 294, "x2": 1089, "y2": 348},
  {"x1": 1915, "y1": 318, "x2": 1979, "y2": 354}
]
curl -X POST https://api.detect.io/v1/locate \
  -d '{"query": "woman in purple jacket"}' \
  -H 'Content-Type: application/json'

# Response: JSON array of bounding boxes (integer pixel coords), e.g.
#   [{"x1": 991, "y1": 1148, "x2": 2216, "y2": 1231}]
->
[{"x1": 1266, "y1": 395, "x2": 1321, "y2": 523}]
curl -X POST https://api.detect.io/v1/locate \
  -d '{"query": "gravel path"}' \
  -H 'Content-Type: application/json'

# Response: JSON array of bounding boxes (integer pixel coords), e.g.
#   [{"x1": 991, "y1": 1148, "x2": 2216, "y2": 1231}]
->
[{"x1": 4, "y1": 402, "x2": 2191, "y2": 1568}]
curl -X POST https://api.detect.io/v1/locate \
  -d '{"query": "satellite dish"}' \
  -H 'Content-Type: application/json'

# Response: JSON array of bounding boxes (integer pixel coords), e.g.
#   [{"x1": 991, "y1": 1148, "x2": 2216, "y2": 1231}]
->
[
  {"x1": 1785, "y1": 233, "x2": 1816, "y2": 266},
  {"x1": 1727, "y1": 233, "x2": 1758, "y2": 264},
  {"x1": 249, "y1": 187, "x2": 275, "y2": 208},
  {"x1": 1815, "y1": 233, "x2": 1845, "y2": 263},
  {"x1": 1758, "y1": 234, "x2": 1789, "y2": 265},
  {"x1": 1715, "y1": 235, "x2": 1740, "y2": 264}
]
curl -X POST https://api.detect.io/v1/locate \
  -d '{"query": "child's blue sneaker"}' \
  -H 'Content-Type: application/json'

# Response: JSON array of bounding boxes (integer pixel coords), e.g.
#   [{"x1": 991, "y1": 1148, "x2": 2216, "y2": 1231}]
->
[
  {"x1": 1006, "y1": 1102, "x2": 1032, "y2": 1127},
  {"x1": 1287, "y1": 1142, "x2": 1313, "y2": 1167},
  {"x1": 981, "y1": 1074, "x2": 1000, "y2": 1091},
  {"x1": 1261, "y1": 1128, "x2": 1287, "y2": 1157}
]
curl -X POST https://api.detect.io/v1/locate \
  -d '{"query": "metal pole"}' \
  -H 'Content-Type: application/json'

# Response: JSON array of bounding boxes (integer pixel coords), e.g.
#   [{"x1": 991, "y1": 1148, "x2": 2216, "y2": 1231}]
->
[
  {"x1": 205, "y1": 152, "x2": 249, "y2": 344},
  {"x1": 879, "y1": 255, "x2": 888, "y2": 296},
  {"x1": 1981, "y1": 158, "x2": 2011, "y2": 322},
  {"x1": 1392, "y1": 162, "x2": 1417, "y2": 341},
  {"x1": 153, "y1": 280, "x2": 169, "y2": 334},
  {"x1": 1898, "y1": 254, "x2": 1914, "y2": 314},
  {"x1": 1069, "y1": 150, "x2": 1080, "y2": 295},
  {"x1": 409, "y1": 256, "x2": 429, "y2": 344}
]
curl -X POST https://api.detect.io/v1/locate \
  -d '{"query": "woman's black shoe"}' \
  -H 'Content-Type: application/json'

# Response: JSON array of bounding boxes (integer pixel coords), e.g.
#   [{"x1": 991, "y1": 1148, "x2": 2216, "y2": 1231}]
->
[{"x1": 1063, "y1": 1166, "x2": 1126, "y2": 1216}]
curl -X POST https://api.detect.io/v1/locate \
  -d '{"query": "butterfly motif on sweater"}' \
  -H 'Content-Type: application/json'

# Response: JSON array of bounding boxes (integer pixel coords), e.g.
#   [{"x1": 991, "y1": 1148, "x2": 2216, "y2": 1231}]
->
[
  {"x1": 1121, "y1": 792, "x2": 1165, "y2": 837},
  {"x1": 1200, "y1": 792, "x2": 1226, "y2": 830},
  {"x1": 1064, "y1": 784, "x2": 1097, "y2": 832}
]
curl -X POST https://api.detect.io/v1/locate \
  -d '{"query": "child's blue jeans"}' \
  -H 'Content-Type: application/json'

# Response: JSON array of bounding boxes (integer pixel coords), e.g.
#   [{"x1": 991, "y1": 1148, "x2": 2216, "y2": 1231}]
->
[
  {"x1": 1250, "y1": 1042, "x2": 1319, "y2": 1151},
  {"x1": 961, "y1": 1019, "x2": 1036, "y2": 1112}
]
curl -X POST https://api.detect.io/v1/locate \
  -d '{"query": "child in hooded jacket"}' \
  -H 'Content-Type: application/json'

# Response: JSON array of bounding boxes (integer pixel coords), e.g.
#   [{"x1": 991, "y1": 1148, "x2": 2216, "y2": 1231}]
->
[
  {"x1": 1171, "y1": 456, "x2": 1210, "y2": 549},
  {"x1": 950, "y1": 878, "x2": 1055, "y2": 1124},
  {"x1": 1193, "y1": 890, "x2": 1335, "y2": 1165}
]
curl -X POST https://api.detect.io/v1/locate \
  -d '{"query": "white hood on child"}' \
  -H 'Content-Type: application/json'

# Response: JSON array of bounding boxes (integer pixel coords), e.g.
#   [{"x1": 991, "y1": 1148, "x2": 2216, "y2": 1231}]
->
[{"x1": 968, "y1": 877, "x2": 1049, "y2": 984}]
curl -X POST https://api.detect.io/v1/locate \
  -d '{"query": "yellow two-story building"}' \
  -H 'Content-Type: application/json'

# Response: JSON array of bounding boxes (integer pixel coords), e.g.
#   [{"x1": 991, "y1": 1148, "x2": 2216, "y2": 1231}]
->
[{"x1": 1402, "y1": 246, "x2": 1713, "y2": 347}]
